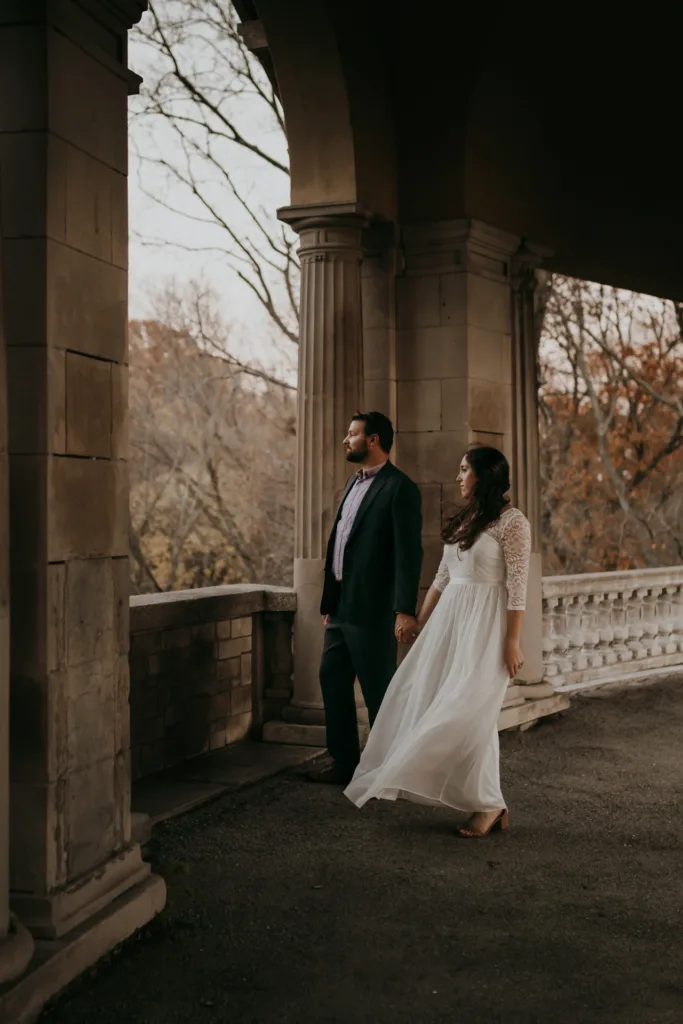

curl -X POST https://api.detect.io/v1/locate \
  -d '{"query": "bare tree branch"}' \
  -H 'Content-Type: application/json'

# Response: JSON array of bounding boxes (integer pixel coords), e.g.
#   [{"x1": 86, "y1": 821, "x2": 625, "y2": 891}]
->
[{"x1": 131, "y1": 0, "x2": 299, "y2": 352}]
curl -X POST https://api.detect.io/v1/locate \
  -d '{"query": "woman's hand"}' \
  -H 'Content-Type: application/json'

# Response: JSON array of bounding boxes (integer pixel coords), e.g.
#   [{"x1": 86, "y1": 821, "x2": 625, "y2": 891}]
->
[{"x1": 504, "y1": 637, "x2": 524, "y2": 678}]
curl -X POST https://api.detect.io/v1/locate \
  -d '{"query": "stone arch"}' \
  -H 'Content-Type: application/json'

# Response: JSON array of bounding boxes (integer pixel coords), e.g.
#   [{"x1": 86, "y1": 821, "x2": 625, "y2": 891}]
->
[{"x1": 252, "y1": 0, "x2": 397, "y2": 219}]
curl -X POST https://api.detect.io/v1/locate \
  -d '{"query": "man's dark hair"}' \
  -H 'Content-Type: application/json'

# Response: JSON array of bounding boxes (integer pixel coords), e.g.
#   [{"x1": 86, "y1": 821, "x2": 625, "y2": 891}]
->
[{"x1": 352, "y1": 411, "x2": 394, "y2": 453}]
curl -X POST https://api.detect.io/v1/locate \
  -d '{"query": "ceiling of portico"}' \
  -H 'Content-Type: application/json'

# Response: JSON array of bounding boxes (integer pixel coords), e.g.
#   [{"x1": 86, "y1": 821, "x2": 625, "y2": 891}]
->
[{"x1": 248, "y1": 1, "x2": 683, "y2": 299}]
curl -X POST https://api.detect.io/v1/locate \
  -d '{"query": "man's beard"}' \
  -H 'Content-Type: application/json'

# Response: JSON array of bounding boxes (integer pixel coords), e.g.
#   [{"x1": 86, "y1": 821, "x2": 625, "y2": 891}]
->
[{"x1": 346, "y1": 442, "x2": 369, "y2": 463}]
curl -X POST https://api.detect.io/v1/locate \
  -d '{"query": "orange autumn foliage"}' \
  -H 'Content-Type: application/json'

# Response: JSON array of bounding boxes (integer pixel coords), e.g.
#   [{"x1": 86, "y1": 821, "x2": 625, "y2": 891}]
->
[{"x1": 539, "y1": 276, "x2": 683, "y2": 574}]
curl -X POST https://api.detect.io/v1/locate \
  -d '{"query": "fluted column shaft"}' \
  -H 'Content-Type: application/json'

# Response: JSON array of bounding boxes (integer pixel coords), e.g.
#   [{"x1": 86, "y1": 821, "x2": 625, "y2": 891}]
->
[
  {"x1": 510, "y1": 254, "x2": 542, "y2": 550},
  {"x1": 295, "y1": 218, "x2": 365, "y2": 562},
  {"x1": 287, "y1": 212, "x2": 365, "y2": 714},
  {"x1": 510, "y1": 249, "x2": 546, "y2": 681}
]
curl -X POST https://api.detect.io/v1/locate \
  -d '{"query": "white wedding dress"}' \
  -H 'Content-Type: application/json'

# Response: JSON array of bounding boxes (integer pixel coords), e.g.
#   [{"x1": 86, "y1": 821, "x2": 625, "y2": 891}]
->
[{"x1": 345, "y1": 507, "x2": 531, "y2": 813}]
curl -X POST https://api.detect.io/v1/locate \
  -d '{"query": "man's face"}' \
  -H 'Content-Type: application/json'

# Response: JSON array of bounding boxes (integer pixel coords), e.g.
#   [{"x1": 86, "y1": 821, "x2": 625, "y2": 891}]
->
[{"x1": 344, "y1": 420, "x2": 370, "y2": 463}]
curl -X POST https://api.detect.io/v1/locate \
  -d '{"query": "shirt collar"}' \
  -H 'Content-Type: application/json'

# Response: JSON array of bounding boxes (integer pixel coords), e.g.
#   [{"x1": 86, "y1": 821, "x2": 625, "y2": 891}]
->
[{"x1": 356, "y1": 462, "x2": 385, "y2": 482}]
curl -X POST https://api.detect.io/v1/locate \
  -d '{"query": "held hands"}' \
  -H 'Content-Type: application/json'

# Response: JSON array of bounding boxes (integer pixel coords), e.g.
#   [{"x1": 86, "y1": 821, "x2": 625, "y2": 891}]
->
[
  {"x1": 395, "y1": 613, "x2": 420, "y2": 646},
  {"x1": 504, "y1": 638, "x2": 525, "y2": 678}
]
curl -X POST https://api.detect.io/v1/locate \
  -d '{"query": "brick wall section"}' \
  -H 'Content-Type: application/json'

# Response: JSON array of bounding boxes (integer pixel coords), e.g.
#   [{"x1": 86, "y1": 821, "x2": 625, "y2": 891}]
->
[{"x1": 129, "y1": 585, "x2": 296, "y2": 781}]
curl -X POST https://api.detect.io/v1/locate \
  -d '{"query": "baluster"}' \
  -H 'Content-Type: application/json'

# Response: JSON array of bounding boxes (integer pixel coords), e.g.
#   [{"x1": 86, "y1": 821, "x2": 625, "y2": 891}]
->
[
  {"x1": 542, "y1": 597, "x2": 558, "y2": 679},
  {"x1": 565, "y1": 595, "x2": 588, "y2": 674},
  {"x1": 595, "y1": 591, "x2": 617, "y2": 665},
  {"x1": 671, "y1": 585, "x2": 683, "y2": 653},
  {"x1": 581, "y1": 594, "x2": 603, "y2": 668},
  {"x1": 549, "y1": 596, "x2": 572, "y2": 680},
  {"x1": 627, "y1": 587, "x2": 647, "y2": 662},
  {"x1": 660, "y1": 586, "x2": 678, "y2": 655},
  {"x1": 642, "y1": 587, "x2": 662, "y2": 657},
  {"x1": 611, "y1": 590, "x2": 633, "y2": 662}
]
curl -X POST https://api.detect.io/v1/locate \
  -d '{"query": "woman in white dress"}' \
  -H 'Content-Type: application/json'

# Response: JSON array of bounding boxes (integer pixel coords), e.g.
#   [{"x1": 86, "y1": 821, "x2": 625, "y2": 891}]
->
[{"x1": 344, "y1": 445, "x2": 531, "y2": 838}]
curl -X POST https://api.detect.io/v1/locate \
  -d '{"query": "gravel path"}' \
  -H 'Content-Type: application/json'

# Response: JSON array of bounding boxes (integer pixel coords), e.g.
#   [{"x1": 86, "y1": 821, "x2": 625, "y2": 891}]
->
[{"x1": 44, "y1": 679, "x2": 683, "y2": 1024}]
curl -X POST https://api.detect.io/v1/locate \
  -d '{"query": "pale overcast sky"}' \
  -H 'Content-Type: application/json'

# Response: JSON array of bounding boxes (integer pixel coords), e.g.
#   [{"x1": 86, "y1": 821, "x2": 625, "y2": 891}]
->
[{"x1": 127, "y1": 20, "x2": 292, "y2": 369}]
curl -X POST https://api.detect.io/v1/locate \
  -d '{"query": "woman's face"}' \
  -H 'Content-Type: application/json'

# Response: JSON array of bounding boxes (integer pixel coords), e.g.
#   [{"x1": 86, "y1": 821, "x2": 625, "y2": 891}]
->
[{"x1": 457, "y1": 455, "x2": 476, "y2": 499}]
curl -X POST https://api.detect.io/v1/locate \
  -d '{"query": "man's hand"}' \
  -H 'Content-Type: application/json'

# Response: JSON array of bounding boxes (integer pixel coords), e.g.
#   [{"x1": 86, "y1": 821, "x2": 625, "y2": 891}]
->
[
  {"x1": 395, "y1": 613, "x2": 419, "y2": 645},
  {"x1": 322, "y1": 614, "x2": 329, "y2": 628}
]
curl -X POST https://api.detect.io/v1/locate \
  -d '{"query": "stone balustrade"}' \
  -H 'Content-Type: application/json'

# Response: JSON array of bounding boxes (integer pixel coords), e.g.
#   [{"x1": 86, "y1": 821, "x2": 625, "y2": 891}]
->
[
  {"x1": 542, "y1": 567, "x2": 683, "y2": 692},
  {"x1": 129, "y1": 585, "x2": 296, "y2": 780}
]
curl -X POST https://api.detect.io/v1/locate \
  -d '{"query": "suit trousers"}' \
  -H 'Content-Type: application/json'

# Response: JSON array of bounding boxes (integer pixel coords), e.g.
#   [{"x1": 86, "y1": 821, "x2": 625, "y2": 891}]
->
[{"x1": 319, "y1": 615, "x2": 398, "y2": 771}]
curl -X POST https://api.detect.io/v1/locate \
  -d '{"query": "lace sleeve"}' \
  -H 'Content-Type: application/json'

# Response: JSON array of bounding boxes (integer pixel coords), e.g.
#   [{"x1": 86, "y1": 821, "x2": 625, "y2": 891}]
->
[
  {"x1": 433, "y1": 550, "x2": 450, "y2": 593},
  {"x1": 499, "y1": 510, "x2": 531, "y2": 611}
]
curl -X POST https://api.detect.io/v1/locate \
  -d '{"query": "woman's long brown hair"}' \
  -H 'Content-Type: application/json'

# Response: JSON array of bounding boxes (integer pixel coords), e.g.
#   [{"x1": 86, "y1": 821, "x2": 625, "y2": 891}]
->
[{"x1": 442, "y1": 446, "x2": 511, "y2": 551}]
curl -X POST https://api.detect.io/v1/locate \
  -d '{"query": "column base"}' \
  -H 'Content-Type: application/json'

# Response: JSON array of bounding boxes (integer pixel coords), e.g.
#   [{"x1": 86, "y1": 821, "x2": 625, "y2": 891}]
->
[
  {"x1": 282, "y1": 703, "x2": 326, "y2": 727},
  {"x1": 263, "y1": 720, "x2": 370, "y2": 748},
  {"x1": 0, "y1": 914, "x2": 34, "y2": 986},
  {"x1": 290, "y1": 557, "x2": 326, "y2": 711},
  {"x1": 517, "y1": 553, "x2": 544, "y2": 684},
  {"x1": 0, "y1": 872, "x2": 165, "y2": 1024},
  {"x1": 11, "y1": 844, "x2": 151, "y2": 940},
  {"x1": 262, "y1": 721, "x2": 327, "y2": 746}
]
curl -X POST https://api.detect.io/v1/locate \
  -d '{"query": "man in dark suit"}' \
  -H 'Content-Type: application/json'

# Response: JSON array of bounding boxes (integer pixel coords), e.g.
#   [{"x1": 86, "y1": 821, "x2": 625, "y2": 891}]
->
[{"x1": 308, "y1": 411, "x2": 423, "y2": 784}]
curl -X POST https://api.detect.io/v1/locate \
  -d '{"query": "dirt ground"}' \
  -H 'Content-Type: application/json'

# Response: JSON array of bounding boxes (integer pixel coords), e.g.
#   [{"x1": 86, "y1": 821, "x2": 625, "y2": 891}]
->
[{"x1": 43, "y1": 678, "x2": 683, "y2": 1024}]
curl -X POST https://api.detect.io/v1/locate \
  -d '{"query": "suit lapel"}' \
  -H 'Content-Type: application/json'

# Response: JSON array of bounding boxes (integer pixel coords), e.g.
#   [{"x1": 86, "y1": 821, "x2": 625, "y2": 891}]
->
[{"x1": 345, "y1": 462, "x2": 392, "y2": 548}]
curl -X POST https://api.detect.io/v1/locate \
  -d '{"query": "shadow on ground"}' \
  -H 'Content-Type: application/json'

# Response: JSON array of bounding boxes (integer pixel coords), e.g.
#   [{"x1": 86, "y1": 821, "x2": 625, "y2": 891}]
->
[{"x1": 43, "y1": 679, "x2": 683, "y2": 1024}]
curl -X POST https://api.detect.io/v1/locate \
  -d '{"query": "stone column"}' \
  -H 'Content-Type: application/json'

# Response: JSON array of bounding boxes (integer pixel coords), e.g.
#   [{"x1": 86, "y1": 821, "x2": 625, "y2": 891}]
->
[
  {"x1": 509, "y1": 248, "x2": 549, "y2": 682},
  {"x1": 1, "y1": 1, "x2": 165, "y2": 946},
  {"x1": 275, "y1": 204, "x2": 366, "y2": 729},
  {"x1": 393, "y1": 220, "x2": 547, "y2": 682}
]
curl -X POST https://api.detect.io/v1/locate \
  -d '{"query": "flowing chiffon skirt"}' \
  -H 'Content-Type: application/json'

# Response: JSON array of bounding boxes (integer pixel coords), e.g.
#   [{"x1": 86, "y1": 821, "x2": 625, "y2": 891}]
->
[{"x1": 344, "y1": 579, "x2": 510, "y2": 813}]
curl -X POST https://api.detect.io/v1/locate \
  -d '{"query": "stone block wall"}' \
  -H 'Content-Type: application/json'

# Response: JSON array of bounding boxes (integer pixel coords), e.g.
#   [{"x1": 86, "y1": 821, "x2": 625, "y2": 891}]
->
[
  {"x1": 361, "y1": 220, "x2": 521, "y2": 606},
  {"x1": 129, "y1": 585, "x2": 296, "y2": 780}
]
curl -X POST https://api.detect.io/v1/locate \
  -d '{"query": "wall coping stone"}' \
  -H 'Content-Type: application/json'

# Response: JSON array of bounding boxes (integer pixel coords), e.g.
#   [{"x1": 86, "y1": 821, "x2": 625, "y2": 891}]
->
[
  {"x1": 130, "y1": 585, "x2": 297, "y2": 632},
  {"x1": 543, "y1": 565, "x2": 683, "y2": 598}
]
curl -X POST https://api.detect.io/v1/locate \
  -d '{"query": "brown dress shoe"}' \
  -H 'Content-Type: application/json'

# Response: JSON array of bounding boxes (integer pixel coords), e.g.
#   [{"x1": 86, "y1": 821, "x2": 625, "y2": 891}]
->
[{"x1": 306, "y1": 763, "x2": 356, "y2": 785}]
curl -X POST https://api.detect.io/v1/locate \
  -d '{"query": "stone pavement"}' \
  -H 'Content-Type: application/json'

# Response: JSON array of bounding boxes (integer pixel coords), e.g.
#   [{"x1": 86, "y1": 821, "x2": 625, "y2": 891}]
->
[{"x1": 43, "y1": 679, "x2": 682, "y2": 1024}]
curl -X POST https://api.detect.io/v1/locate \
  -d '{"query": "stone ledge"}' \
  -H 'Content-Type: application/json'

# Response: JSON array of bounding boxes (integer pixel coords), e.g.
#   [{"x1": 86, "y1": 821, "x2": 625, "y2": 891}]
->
[
  {"x1": 0, "y1": 874, "x2": 166, "y2": 1024},
  {"x1": 130, "y1": 585, "x2": 296, "y2": 632},
  {"x1": 132, "y1": 741, "x2": 323, "y2": 827},
  {"x1": 498, "y1": 693, "x2": 570, "y2": 731},
  {"x1": 556, "y1": 664, "x2": 683, "y2": 696},
  {"x1": 265, "y1": 694, "x2": 569, "y2": 747}
]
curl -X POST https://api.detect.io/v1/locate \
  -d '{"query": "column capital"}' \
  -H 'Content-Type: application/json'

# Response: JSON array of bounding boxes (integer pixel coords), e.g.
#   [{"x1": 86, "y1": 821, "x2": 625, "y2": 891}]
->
[
  {"x1": 279, "y1": 202, "x2": 371, "y2": 264},
  {"x1": 277, "y1": 201, "x2": 370, "y2": 234},
  {"x1": 510, "y1": 240, "x2": 552, "y2": 291}
]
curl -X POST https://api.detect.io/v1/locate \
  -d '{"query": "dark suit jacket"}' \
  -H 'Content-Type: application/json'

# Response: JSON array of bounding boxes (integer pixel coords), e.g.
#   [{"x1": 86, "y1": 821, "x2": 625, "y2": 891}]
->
[{"x1": 320, "y1": 462, "x2": 423, "y2": 626}]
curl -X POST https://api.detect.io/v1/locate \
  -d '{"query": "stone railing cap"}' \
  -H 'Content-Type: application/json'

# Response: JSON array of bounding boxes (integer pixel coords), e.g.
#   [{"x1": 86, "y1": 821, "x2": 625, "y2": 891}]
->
[
  {"x1": 130, "y1": 584, "x2": 296, "y2": 632},
  {"x1": 543, "y1": 565, "x2": 683, "y2": 599}
]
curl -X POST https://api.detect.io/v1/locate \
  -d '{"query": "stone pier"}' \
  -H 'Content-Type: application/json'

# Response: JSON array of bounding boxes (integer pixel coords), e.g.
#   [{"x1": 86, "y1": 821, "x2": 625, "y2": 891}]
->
[
  {"x1": 364, "y1": 219, "x2": 548, "y2": 686},
  {"x1": 0, "y1": 3, "x2": 164, "y2": 1019}
]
